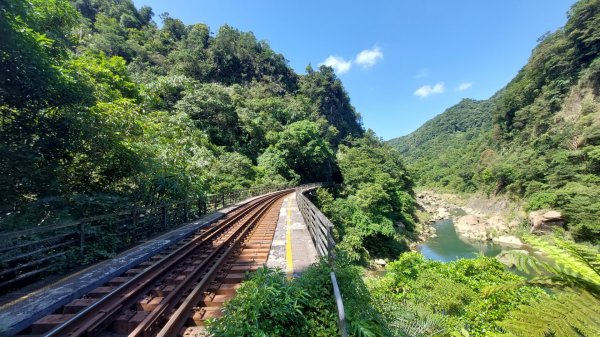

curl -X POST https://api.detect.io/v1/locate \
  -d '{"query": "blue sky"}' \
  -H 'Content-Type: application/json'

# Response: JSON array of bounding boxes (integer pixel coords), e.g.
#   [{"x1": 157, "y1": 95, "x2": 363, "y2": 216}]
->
[{"x1": 133, "y1": 0, "x2": 576, "y2": 139}]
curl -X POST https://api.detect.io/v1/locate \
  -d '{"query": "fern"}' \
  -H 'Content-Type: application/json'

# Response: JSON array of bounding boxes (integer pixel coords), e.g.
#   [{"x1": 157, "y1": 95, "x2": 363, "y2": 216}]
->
[
  {"x1": 523, "y1": 235, "x2": 600, "y2": 285},
  {"x1": 487, "y1": 237, "x2": 600, "y2": 336},
  {"x1": 382, "y1": 303, "x2": 447, "y2": 337},
  {"x1": 498, "y1": 290, "x2": 600, "y2": 337},
  {"x1": 349, "y1": 319, "x2": 386, "y2": 337},
  {"x1": 393, "y1": 315, "x2": 446, "y2": 337},
  {"x1": 485, "y1": 236, "x2": 600, "y2": 297}
]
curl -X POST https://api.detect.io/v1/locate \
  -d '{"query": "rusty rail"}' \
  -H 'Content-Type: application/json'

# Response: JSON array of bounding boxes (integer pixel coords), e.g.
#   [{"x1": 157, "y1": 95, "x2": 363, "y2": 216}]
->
[
  {"x1": 0, "y1": 185, "x2": 288, "y2": 293},
  {"x1": 18, "y1": 189, "x2": 291, "y2": 337},
  {"x1": 154, "y1": 192, "x2": 285, "y2": 337},
  {"x1": 296, "y1": 183, "x2": 347, "y2": 337}
]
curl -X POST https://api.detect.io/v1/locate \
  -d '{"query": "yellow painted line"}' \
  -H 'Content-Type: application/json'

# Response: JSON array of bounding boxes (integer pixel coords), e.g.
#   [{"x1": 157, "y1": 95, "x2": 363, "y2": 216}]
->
[{"x1": 286, "y1": 199, "x2": 294, "y2": 279}]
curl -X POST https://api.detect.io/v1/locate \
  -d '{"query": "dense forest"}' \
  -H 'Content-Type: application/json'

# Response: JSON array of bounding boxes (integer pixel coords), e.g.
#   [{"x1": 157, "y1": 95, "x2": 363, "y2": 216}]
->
[
  {"x1": 0, "y1": 0, "x2": 381, "y2": 228},
  {"x1": 0, "y1": 1, "x2": 422, "y2": 335},
  {"x1": 390, "y1": 0, "x2": 600, "y2": 244}
]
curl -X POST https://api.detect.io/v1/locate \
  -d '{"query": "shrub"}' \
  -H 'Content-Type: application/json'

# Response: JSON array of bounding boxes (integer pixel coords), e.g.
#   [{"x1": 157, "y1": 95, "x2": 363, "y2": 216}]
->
[
  {"x1": 526, "y1": 191, "x2": 558, "y2": 210},
  {"x1": 208, "y1": 267, "x2": 309, "y2": 337}
]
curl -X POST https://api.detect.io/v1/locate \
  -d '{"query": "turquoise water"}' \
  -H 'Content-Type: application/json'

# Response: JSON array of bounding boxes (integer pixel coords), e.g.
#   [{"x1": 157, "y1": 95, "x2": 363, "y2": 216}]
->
[{"x1": 418, "y1": 218, "x2": 505, "y2": 262}]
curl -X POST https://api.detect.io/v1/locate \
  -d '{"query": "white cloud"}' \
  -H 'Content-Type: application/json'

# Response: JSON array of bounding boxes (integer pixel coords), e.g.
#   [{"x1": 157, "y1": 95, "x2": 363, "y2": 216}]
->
[
  {"x1": 355, "y1": 46, "x2": 383, "y2": 68},
  {"x1": 319, "y1": 56, "x2": 352, "y2": 74},
  {"x1": 414, "y1": 82, "x2": 445, "y2": 98},
  {"x1": 414, "y1": 68, "x2": 429, "y2": 79},
  {"x1": 456, "y1": 82, "x2": 473, "y2": 91}
]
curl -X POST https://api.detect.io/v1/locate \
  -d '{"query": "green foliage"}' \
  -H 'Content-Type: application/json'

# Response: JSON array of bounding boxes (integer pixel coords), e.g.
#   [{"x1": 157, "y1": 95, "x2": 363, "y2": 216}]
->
[
  {"x1": 482, "y1": 236, "x2": 600, "y2": 337},
  {"x1": 488, "y1": 235, "x2": 600, "y2": 296},
  {"x1": 208, "y1": 267, "x2": 310, "y2": 337},
  {"x1": 0, "y1": 0, "x2": 78, "y2": 108},
  {"x1": 368, "y1": 253, "x2": 545, "y2": 336},
  {"x1": 69, "y1": 52, "x2": 138, "y2": 102},
  {"x1": 499, "y1": 290, "x2": 600, "y2": 337},
  {"x1": 388, "y1": 99, "x2": 494, "y2": 192},
  {"x1": 526, "y1": 191, "x2": 558, "y2": 210},
  {"x1": 1, "y1": 0, "x2": 369, "y2": 230},
  {"x1": 300, "y1": 65, "x2": 364, "y2": 145},
  {"x1": 262, "y1": 120, "x2": 333, "y2": 183},
  {"x1": 209, "y1": 261, "x2": 386, "y2": 337},
  {"x1": 480, "y1": 236, "x2": 600, "y2": 335},
  {"x1": 207, "y1": 25, "x2": 298, "y2": 90},
  {"x1": 315, "y1": 134, "x2": 415, "y2": 261},
  {"x1": 175, "y1": 83, "x2": 240, "y2": 147},
  {"x1": 388, "y1": 0, "x2": 600, "y2": 244}
]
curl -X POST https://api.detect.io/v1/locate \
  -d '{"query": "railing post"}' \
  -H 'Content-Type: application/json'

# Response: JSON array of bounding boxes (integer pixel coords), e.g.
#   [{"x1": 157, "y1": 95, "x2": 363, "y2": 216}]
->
[
  {"x1": 327, "y1": 226, "x2": 336, "y2": 263},
  {"x1": 162, "y1": 204, "x2": 167, "y2": 228},
  {"x1": 132, "y1": 208, "x2": 138, "y2": 228},
  {"x1": 183, "y1": 202, "x2": 188, "y2": 222},
  {"x1": 79, "y1": 222, "x2": 85, "y2": 256}
]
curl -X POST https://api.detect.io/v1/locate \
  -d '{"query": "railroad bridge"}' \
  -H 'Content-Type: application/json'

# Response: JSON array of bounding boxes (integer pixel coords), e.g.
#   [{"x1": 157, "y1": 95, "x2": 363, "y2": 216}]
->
[{"x1": 0, "y1": 185, "x2": 345, "y2": 336}]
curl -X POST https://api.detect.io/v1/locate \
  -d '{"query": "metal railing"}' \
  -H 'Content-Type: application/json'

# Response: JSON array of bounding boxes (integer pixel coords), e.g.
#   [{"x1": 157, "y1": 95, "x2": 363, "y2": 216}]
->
[
  {"x1": 296, "y1": 183, "x2": 336, "y2": 257},
  {"x1": 0, "y1": 185, "x2": 288, "y2": 293},
  {"x1": 296, "y1": 183, "x2": 347, "y2": 337}
]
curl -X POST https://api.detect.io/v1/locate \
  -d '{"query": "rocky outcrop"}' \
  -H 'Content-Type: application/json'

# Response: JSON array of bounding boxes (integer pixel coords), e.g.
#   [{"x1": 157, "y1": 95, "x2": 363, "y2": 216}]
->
[
  {"x1": 528, "y1": 210, "x2": 565, "y2": 233},
  {"x1": 416, "y1": 191, "x2": 525, "y2": 244},
  {"x1": 435, "y1": 207, "x2": 451, "y2": 220},
  {"x1": 454, "y1": 215, "x2": 518, "y2": 242},
  {"x1": 374, "y1": 259, "x2": 387, "y2": 266},
  {"x1": 455, "y1": 215, "x2": 487, "y2": 241},
  {"x1": 486, "y1": 215, "x2": 508, "y2": 234},
  {"x1": 417, "y1": 192, "x2": 453, "y2": 221}
]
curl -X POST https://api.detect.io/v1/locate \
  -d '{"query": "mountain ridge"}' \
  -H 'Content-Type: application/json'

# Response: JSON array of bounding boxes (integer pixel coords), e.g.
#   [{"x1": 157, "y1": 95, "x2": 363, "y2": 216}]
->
[{"x1": 388, "y1": 0, "x2": 600, "y2": 243}]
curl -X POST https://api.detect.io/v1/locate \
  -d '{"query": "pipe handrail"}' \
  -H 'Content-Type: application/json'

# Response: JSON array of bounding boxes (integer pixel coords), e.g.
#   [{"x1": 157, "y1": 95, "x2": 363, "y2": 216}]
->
[{"x1": 296, "y1": 183, "x2": 347, "y2": 337}]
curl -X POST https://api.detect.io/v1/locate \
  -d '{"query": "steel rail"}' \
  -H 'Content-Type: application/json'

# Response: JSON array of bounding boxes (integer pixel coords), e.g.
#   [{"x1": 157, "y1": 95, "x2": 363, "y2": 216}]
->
[
  {"x1": 133, "y1": 191, "x2": 285, "y2": 337},
  {"x1": 41, "y1": 191, "x2": 287, "y2": 337}
]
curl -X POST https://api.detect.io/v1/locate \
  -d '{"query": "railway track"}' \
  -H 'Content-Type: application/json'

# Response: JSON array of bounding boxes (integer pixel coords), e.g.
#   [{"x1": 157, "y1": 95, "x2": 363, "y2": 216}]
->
[{"x1": 16, "y1": 190, "x2": 290, "y2": 337}]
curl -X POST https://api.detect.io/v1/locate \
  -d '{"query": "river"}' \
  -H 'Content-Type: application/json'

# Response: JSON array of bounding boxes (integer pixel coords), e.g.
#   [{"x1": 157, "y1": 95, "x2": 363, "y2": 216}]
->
[{"x1": 418, "y1": 218, "x2": 505, "y2": 262}]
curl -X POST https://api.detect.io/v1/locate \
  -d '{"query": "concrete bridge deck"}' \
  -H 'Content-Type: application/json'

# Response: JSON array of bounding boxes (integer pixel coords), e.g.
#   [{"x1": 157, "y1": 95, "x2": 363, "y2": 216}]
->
[{"x1": 267, "y1": 192, "x2": 319, "y2": 277}]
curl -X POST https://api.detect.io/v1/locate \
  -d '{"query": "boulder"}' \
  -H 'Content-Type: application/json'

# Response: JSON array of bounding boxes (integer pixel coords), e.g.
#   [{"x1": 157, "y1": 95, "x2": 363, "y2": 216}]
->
[
  {"x1": 528, "y1": 210, "x2": 565, "y2": 233},
  {"x1": 436, "y1": 207, "x2": 450, "y2": 219},
  {"x1": 492, "y1": 235, "x2": 524, "y2": 247},
  {"x1": 486, "y1": 215, "x2": 509, "y2": 233},
  {"x1": 374, "y1": 259, "x2": 387, "y2": 266},
  {"x1": 456, "y1": 214, "x2": 480, "y2": 227},
  {"x1": 454, "y1": 215, "x2": 487, "y2": 241}
]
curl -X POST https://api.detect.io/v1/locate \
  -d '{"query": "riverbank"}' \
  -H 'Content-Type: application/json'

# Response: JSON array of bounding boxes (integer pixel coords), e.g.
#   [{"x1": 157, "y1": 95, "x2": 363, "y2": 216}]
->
[{"x1": 414, "y1": 189, "x2": 527, "y2": 249}]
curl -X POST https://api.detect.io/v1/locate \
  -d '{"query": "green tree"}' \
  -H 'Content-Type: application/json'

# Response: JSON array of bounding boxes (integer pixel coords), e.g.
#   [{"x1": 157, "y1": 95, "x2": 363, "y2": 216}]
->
[
  {"x1": 263, "y1": 120, "x2": 333, "y2": 182},
  {"x1": 175, "y1": 83, "x2": 241, "y2": 148},
  {"x1": 299, "y1": 65, "x2": 363, "y2": 145}
]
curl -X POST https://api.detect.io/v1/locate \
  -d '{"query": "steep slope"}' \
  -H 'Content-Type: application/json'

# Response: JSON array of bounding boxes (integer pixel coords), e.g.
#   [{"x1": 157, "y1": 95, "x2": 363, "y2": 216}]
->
[
  {"x1": 388, "y1": 99, "x2": 494, "y2": 191},
  {"x1": 389, "y1": 98, "x2": 493, "y2": 158},
  {"x1": 0, "y1": 0, "x2": 368, "y2": 228},
  {"x1": 390, "y1": 0, "x2": 600, "y2": 242}
]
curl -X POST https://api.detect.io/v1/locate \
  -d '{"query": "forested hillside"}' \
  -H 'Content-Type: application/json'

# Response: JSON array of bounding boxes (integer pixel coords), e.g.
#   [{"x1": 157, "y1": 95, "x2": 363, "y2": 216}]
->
[
  {"x1": 390, "y1": 0, "x2": 600, "y2": 243},
  {"x1": 388, "y1": 98, "x2": 494, "y2": 192},
  {"x1": 0, "y1": 0, "x2": 384, "y2": 229}
]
